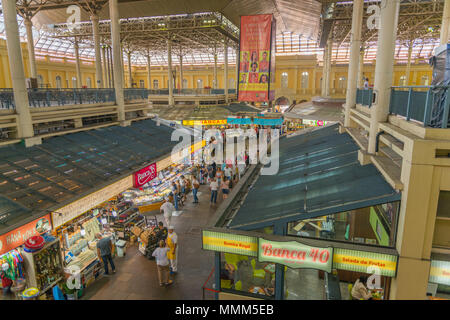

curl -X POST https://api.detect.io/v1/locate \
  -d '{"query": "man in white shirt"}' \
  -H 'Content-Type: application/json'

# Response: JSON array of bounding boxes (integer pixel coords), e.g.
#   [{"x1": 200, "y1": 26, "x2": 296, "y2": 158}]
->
[
  {"x1": 224, "y1": 166, "x2": 233, "y2": 180},
  {"x1": 210, "y1": 178, "x2": 219, "y2": 204},
  {"x1": 160, "y1": 197, "x2": 175, "y2": 227}
]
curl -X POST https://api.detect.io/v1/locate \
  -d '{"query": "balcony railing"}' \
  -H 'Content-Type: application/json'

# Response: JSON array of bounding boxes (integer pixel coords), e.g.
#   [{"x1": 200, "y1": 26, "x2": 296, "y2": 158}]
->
[
  {"x1": 148, "y1": 88, "x2": 236, "y2": 95},
  {"x1": 356, "y1": 88, "x2": 373, "y2": 107},
  {"x1": 356, "y1": 86, "x2": 450, "y2": 128},
  {"x1": 0, "y1": 88, "x2": 237, "y2": 110}
]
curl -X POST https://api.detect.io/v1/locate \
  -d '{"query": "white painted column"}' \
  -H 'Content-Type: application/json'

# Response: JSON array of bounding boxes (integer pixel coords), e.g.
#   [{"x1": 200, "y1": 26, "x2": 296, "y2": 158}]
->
[
  {"x1": 91, "y1": 14, "x2": 103, "y2": 88},
  {"x1": 357, "y1": 47, "x2": 365, "y2": 89},
  {"x1": 24, "y1": 17, "x2": 37, "y2": 79},
  {"x1": 441, "y1": 0, "x2": 450, "y2": 45},
  {"x1": 2, "y1": 0, "x2": 34, "y2": 138},
  {"x1": 108, "y1": 46, "x2": 114, "y2": 88},
  {"x1": 127, "y1": 51, "x2": 132, "y2": 88},
  {"x1": 368, "y1": 0, "x2": 401, "y2": 154},
  {"x1": 224, "y1": 40, "x2": 229, "y2": 102},
  {"x1": 102, "y1": 45, "x2": 108, "y2": 88},
  {"x1": 109, "y1": 0, "x2": 125, "y2": 123},
  {"x1": 344, "y1": 0, "x2": 364, "y2": 127},
  {"x1": 179, "y1": 55, "x2": 184, "y2": 90},
  {"x1": 147, "y1": 54, "x2": 151, "y2": 89},
  {"x1": 74, "y1": 39, "x2": 82, "y2": 88},
  {"x1": 405, "y1": 44, "x2": 413, "y2": 86},
  {"x1": 213, "y1": 53, "x2": 218, "y2": 89},
  {"x1": 167, "y1": 38, "x2": 174, "y2": 105}
]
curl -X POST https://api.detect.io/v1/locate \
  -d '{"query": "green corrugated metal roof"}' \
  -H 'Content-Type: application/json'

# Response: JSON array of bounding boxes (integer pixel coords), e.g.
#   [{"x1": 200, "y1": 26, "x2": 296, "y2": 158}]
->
[
  {"x1": 0, "y1": 119, "x2": 178, "y2": 235},
  {"x1": 229, "y1": 124, "x2": 401, "y2": 229}
]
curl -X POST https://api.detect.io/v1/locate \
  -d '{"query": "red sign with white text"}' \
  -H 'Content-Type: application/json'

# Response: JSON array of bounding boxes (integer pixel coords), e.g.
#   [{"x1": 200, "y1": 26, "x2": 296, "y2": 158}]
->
[
  {"x1": 238, "y1": 14, "x2": 276, "y2": 102},
  {"x1": 134, "y1": 163, "x2": 157, "y2": 187},
  {"x1": 0, "y1": 214, "x2": 52, "y2": 255}
]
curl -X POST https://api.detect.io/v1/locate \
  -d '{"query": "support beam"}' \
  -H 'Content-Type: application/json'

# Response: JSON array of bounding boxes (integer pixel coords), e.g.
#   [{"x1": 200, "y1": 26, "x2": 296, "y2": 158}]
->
[
  {"x1": 321, "y1": 47, "x2": 327, "y2": 97},
  {"x1": 127, "y1": 51, "x2": 132, "y2": 88},
  {"x1": 91, "y1": 14, "x2": 103, "y2": 88},
  {"x1": 405, "y1": 44, "x2": 413, "y2": 86},
  {"x1": 235, "y1": 48, "x2": 239, "y2": 92},
  {"x1": 179, "y1": 55, "x2": 184, "y2": 90},
  {"x1": 109, "y1": 46, "x2": 114, "y2": 88},
  {"x1": 441, "y1": 0, "x2": 450, "y2": 45},
  {"x1": 357, "y1": 47, "x2": 365, "y2": 89},
  {"x1": 102, "y1": 45, "x2": 108, "y2": 88},
  {"x1": 74, "y1": 39, "x2": 82, "y2": 88},
  {"x1": 147, "y1": 54, "x2": 151, "y2": 89},
  {"x1": 213, "y1": 53, "x2": 218, "y2": 89},
  {"x1": 24, "y1": 17, "x2": 37, "y2": 79},
  {"x1": 167, "y1": 38, "x2": 174, "y2": 105},
  {"x1": 109, "y1": 0, "x2": 125, "y2": 123},
  {"x1": 368, "y1": 0, "x2": 401, "y2": 154},
  {"x1": 325, "y1": 38, "x2": 332, "y2": 97},
  {"x1": 1, "y1": 0, "x2": 34, "y2": 139},
  {"x1": 344, "y1": 0, "x2": 364, "y2": 127},
  {"x1": 224, "y1": 40, "x2": 229, "y2": 102}
]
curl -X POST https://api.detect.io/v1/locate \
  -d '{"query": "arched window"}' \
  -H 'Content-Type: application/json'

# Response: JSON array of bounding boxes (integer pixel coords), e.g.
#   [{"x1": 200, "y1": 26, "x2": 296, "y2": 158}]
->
[
  {"x1": 281, "y1": 72, "x2": 288, "y2": 88},
  {"x1": 301, "y1": 72, "x2": 309, "y2": 89},
  {"x1": 86, "y1": 77, "x2": 92, "y2": 88},
  {"x1": 153, "y1": 79, "x2": 159, "y2": 89},
  {"x1": 56, "y1": 76, "x2": 62, "y2": 89},
  {"x1": 139, "y1": 80, "x2": 145, "y2": 88},
  {"x1": 421, "y1": 75, "x2": 429, "y2": 86},
  {"x1": 399, "y1": 75, "x2": 407, "y2": 86},
  {"x1": 229, "y1": 78, "x2": 235, "y2": 89},
  {"x1": 338, "y1": 77, "x2": 346, "y2": 89},
  {"x1": 197, "y1": 79, "x2": 203, "y2": 89},
  {"x1": 183, "y1": 79, "x2": 188, "y2": 88},
  {"x1": 72, "y1": 76, "x2": 77, "y2": 88}
]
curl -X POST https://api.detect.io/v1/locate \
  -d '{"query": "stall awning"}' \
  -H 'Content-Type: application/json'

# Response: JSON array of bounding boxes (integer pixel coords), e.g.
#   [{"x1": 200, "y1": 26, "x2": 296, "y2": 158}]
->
[
  {"x1": 253, "y1": 118, "x2": 284, "y2": 126},
  {"x1": 0, "y1": 119, "x2": 179, "y2": 235},
  {"x1": 228, "y1": 124, "x2": 401, "y2": 230},
  {"x1": 227, "y1": 117, "x2": 253, "y2": 125}
]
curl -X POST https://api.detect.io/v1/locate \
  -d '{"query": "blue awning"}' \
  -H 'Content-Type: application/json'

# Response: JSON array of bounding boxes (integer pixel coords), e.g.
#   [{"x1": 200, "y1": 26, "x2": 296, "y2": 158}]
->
[
  {"x1": 253, "y1": 118, "x2": 284, "y2": 126},
  {"x1": 227, "y1": 117, "x2": 253, "y2": 125},
  {"x1": 228, "y1": 124, "x2": 401, "y2": 230}
]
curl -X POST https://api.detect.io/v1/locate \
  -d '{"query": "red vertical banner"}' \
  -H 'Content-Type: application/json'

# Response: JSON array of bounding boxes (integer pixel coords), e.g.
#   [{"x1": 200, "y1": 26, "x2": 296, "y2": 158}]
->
[{"x1": 238, "y1": 15, "x2": 276, "y2": 102}]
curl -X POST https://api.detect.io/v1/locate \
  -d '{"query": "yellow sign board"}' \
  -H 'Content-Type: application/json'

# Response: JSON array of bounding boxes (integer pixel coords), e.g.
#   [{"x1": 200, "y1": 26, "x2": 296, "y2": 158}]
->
[
  {"x1": 333, "y1": 248, "x2": 397, "y2": 277},
  {"x1": 183, "y1": 120, "x2": 227, "y2": 126},
  {"x1": 202, "y1": 230, "x2": 258, "y2": 257},
  {"x1": 429, "y1": 260, "x2": 450, "y2": 285}
]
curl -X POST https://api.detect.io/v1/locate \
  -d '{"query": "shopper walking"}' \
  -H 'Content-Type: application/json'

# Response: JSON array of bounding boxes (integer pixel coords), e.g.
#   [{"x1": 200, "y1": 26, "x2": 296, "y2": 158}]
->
[
  {"x1": 171, "y1": 182, "x2": 179, "y2": 211},
  {"x1": 216, "y1": 167, "x2": 223, "y2": 186},
  {"x1": 152, "y1": 240, "x2": 173, "y2": 287},
  {"x1": 221, "y1": 177, "x2": 230, "y2": 200},
  {"x1": 192, "y1": 176, "x2": 200, "y2": 203},
  {"x1": 95, "y1": 233, "x2": 116, "y2": 275},
  {"x1": 210, "y1": 177, "x2": 219, "y2": 204},
  {"x1": 160, "y1": 197, "x2": 175, "y2": 227},
  {"x1": 167, "y1": 226, "x2": 178, "y2": 274}
]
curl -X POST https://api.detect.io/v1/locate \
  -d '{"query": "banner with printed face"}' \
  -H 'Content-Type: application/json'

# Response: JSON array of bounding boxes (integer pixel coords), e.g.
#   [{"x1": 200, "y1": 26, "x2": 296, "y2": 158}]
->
[{"x1": 238, "y1": 15, "x2": 275, "y2": 102}]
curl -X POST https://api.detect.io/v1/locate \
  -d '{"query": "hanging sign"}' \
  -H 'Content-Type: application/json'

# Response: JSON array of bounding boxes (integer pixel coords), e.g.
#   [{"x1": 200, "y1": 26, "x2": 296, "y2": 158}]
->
[
  {"x1": 182, "y1": 120, "x2": 227, "y2": 126},
  {"x1": 202, "y1": 230, "x2": 258, "y2": 257},
  {"x1": 134, "y1": 163, "x2": 157, "y2": 188},
  {"x1": 333, "y1": 248, "x2": 398, "y2": 277},
  {"x1": 429, "y1": 260, "x2": 450, "y2": 286},
  {"x1": 258, "y1": 238, "x2": 333, "y2": 273},
  {"x1": 238, "y1": 14, "x2": 276, "y2": 102},
  {"x1": 0, "y1": 214, "x2": 52, "y2": 255}
]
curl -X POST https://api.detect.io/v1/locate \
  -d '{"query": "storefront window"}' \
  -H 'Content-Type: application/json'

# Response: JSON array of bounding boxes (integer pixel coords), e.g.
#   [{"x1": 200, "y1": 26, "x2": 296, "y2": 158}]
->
[
  {"x1": 220, "y1": 252, "x2": 275, "y2": 299},
  {"x1": 287, "y1": 202, "x2": 399, "y2": 248}
]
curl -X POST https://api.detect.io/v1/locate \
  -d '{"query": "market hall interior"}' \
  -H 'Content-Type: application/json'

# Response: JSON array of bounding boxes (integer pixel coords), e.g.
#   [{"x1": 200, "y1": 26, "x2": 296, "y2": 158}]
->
[{"x1": 0, "y1": 0, "x2": 450, "y2": 301}]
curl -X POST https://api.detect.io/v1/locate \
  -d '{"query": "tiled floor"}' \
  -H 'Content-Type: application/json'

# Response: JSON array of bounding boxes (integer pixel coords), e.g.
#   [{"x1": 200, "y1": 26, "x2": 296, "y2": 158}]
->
[{"x1": 81, "y1": 183, "x2": 222, "y2": 300}]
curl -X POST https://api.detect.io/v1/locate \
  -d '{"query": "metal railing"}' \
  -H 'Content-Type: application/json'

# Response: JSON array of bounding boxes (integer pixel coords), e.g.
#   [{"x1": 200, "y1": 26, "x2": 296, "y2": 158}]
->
[
  {"x1": 390, "y1": 85, "x2": 450, "y2": 128},
  {"x1": 0, "y1": 88, "x2": 116, "y2": 109},
  {"x1": 148, "y1": 88, "x2": 236, "y2": 95},
  {"x1": 356, "y1": 86, "x2": 450, "y2": 128},
  {"x1": 356, "y1": 88, "x2": 373, "y2": 107},
  {"x1": 0, "y1": 88, "x2": 237, "y2": 110}
]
